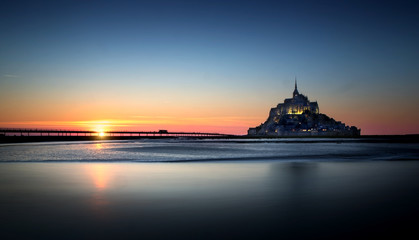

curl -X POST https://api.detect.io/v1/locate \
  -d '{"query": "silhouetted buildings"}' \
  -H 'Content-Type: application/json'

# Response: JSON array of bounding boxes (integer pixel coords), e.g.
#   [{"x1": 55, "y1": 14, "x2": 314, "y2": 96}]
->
[{"x1": 248, "y1": 79, "x2": 360, "y2": 137}]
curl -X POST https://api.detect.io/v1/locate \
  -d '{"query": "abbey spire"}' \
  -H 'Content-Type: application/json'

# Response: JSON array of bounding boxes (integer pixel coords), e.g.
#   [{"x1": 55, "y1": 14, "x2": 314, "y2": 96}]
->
[{"x1": 293, "y1": 77, "x2": 299, "y2": 97}]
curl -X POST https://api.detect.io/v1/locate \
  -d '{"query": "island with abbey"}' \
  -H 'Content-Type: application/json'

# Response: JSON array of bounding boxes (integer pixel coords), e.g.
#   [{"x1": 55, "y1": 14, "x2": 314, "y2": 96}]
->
[{"x1": 248, "y1": 80, "x2": 361, "y2": 137}]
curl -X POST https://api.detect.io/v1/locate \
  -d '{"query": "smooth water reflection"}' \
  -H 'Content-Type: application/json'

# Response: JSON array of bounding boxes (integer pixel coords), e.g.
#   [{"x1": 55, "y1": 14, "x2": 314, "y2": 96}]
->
[
  {"x1": 1, "y1": 161, "x2": 419, "y2": 239},
  {"x1": 86, "y1": 164, "x2": 112, "y2": 190}
]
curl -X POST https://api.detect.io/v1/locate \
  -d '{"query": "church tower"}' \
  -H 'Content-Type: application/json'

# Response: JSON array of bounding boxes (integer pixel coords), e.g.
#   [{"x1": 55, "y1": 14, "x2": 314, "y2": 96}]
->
[{"x1": 293, "y1": 77, "x2": 299, "y2": 97}]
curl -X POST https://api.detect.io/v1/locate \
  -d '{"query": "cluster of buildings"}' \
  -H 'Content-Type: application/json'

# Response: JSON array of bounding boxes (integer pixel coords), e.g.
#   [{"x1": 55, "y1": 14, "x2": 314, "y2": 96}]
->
[{"x1": 248, "y1": 80, "x2": 360, "y2": 137}]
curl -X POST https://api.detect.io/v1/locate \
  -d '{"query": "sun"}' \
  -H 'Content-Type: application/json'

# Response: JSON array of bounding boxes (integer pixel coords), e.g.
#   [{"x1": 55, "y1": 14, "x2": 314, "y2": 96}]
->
[{"x1": 93, "y1": 124, "x2": 109, "y2": 137}]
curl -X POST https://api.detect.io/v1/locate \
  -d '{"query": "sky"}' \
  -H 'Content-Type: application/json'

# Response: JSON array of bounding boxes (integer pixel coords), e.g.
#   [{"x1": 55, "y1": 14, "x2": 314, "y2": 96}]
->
[{"x1": 0, "y1": 0, "x2": 418, "y2": 135}]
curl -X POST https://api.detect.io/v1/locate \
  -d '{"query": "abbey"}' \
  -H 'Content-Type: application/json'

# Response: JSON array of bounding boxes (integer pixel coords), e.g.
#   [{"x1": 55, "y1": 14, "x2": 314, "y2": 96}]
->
[{"x1": 248, "y1": 80, "x2": 360, "y2": 137}]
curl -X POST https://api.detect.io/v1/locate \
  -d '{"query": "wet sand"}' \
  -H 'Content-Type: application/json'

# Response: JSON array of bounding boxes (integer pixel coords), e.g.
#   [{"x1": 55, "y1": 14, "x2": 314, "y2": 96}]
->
[{"x1": 1, "y1": 161, "x2": 419, "y2": 239}]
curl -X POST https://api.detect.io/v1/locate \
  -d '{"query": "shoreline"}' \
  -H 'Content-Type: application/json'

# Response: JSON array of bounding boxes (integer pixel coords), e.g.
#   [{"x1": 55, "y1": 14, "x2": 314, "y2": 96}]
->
[{"x1": 1, "y1": 134, "x2": 418, "y2": 144}]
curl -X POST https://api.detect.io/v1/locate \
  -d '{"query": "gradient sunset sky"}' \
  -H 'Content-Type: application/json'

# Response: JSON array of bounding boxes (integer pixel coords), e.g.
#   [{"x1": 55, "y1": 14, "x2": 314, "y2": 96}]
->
[{"x1": 1, "y1": 0, "x2": 418, "y2": 135}]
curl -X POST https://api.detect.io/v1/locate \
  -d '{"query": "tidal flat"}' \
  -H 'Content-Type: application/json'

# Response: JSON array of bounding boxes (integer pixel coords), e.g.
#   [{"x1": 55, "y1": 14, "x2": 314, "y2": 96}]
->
[{"x1": 0, "y1": 139, "x2": 418, "y2": 239}]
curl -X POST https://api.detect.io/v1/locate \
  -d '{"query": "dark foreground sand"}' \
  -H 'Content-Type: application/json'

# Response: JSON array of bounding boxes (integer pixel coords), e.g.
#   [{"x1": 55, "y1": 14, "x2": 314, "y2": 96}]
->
[{"x1": 1, "y1": 161, "x2": 419, "y2": 239}]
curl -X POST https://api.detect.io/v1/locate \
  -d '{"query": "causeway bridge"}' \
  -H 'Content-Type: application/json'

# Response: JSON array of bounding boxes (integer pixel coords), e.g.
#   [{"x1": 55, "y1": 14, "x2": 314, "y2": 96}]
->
[{"x1": 0, "y1": 128, "x2": 234, "y2": 138}]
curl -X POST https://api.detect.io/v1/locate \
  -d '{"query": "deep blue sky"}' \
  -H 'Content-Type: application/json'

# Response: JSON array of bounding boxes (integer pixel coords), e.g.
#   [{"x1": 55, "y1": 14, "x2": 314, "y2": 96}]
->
[{"x1": 1, "y1": 0, "x2": 418, "y2": 134}]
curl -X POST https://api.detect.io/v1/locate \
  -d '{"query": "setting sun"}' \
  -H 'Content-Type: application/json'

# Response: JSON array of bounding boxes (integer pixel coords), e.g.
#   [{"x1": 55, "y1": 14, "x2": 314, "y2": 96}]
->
[{"x1": 99, "y1": 132, "x2": 105, "y2": 137}]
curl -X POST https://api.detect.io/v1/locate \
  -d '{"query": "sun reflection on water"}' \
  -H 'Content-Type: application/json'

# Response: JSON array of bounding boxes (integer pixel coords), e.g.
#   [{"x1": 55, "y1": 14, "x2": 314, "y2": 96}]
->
[
  {"x1": 95, "y1": 143, "x2": 103, "y2": 150},
  {"x1": 85, "y1": 164, "x2": 114, "y2": 220},
  {"x1": 87, "y1": 164, "x2": 111, "y2": 190}
]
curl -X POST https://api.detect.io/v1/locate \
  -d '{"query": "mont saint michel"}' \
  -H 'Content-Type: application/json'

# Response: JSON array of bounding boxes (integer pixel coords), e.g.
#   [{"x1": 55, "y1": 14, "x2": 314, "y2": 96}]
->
[{"x1": 248, "y1": 80, "x2": 360, "y2": 137}]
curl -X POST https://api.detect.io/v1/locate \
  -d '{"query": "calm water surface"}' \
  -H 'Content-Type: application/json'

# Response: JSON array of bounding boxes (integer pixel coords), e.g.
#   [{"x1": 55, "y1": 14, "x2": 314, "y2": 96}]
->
[{"x1": 0, "y1": 139, "x2": 419, "y2": 239}]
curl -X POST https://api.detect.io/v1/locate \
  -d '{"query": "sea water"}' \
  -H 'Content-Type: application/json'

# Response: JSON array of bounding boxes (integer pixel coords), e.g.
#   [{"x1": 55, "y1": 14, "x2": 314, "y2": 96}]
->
[
  {"x1": 1, "y1": 138, "x2": 418, "y2": 162},
  {"x1": 0, "y1": 139, "x2": 419, "y2": 239}
]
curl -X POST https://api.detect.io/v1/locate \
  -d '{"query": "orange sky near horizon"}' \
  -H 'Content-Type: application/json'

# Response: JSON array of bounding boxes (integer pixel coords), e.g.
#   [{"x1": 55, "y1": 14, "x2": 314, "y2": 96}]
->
[{"x1": 1, "y1": 82, "x2": 418, "y2": 135}]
